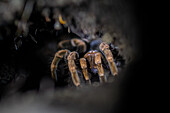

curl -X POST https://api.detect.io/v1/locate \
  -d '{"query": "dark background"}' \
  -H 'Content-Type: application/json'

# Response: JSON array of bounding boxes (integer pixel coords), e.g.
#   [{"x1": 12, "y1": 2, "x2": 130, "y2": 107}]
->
[
  {"x1": 115, "y1": 0, "x2": 154, "y2": 113},
  {"x1": 0, "y1": 0, "x2": 154, "y2": 113}
]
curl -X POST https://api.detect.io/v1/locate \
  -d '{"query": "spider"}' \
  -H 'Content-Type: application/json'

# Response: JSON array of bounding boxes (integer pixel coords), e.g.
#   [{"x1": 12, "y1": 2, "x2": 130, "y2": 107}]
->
[
  {"x1": 41, "y1": 9, "x2": 124, "y2": 87},
  {"x1": 51, "y1": 37, "x2": 122, "y2": 87},
  {"x1": 41, "y1": 9, "x2": 125, "y2": 87},
  {"x1": 9, "y1": 5, "x2": 124, "y2": 89}
]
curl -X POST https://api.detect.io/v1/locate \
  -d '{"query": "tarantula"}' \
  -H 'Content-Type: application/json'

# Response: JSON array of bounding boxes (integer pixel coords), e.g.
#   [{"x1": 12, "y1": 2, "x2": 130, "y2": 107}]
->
[
  {"x1": 0, "y1": 2, "x2": 124, "y2": 90},
  {"x1": 39, "y1": 8, "x2": 125, "y2": 87},
  {"x1": 39, "y1": 7, "x2": 124, "y2": 87},
  {"x1": 51, "y1": 37, "x2": 123, "y2": 87}
]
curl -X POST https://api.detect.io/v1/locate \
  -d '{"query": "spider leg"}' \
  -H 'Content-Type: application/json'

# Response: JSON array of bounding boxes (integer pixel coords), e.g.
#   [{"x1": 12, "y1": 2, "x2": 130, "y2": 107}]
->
[
  {"x1": 99, "y1": 42, "x2": 118, "y2": 76},
  {"x1": 95, "y1": 52, "x2": 107, "y2": 83},
  {"x1": 84, "y1": 50, "x2": 106, "y2": 83},
  {"x1": 80, "y1": 58, "x2": 91, "y2": 84},
  {"x1": 71, "y1": 38, "x2": 87, "y2": 53},
  {"x1": 42, "y1": 8, "x2": 51, "y2": 22},
  {"x1": 51, "y1": 49, "x2": 70, "y2": 81},
  {"x1": 67, "y1": 52, "x2": 80, "y2": 87},
  {"x1": 58, "y1": 40, "x2": 70, "y2": 49}
]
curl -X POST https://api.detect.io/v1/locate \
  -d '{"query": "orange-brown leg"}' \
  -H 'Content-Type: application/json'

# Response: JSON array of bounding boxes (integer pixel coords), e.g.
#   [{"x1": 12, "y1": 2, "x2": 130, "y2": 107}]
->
[
  {"x1": 99, "y1": 42, "x2": 118, "y2": 76},
  {"x1": 80, "y1": 58, "x2": 91, "y2": 84},
  {"x1": 71, "y1": 38, "x2": 87, "y2": 53},
  {"x1": 67, "y1": 51, "x2": 80, "y2": 87},
  {"x1": 84, "y1": 50, "x2": 106, "y2": 83},
  {"x1": 95, "y1": 52, "x2": 107, "y2": 83},
  {"x1": 51, "y1": 49, "x2": 70, "y2": 80}
]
